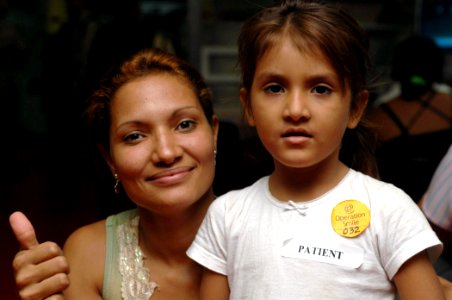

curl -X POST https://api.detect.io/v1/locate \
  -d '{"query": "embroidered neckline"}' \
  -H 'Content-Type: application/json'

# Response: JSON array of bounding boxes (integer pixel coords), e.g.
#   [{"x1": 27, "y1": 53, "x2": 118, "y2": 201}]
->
[{"x1": 117, "y1": 215, "x2": 158, "y2": 299}]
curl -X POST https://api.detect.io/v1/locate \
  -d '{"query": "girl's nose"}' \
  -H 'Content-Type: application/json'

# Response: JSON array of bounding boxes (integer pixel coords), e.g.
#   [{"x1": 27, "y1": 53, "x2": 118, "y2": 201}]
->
[
  {"x1": 151, "y1": 129, "x2": 183, "y2": 164},
  {"x1": 283, "y1": 92, "x2": 311, "y2": 122}
]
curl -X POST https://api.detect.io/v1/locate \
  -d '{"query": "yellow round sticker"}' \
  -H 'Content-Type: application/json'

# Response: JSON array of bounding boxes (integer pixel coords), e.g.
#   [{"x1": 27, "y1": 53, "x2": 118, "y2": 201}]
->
[{"x1": 331, "y1": 199, "x2": 370, "y2": 238}]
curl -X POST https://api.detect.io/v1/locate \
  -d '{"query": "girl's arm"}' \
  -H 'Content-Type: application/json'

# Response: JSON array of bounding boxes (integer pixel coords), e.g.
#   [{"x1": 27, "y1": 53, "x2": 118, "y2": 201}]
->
[
  {"x1": 62, "y1": 221, "x2": 105, "y2": 300},
  {"x1": 200, "y1": 268, "x2": 229, "y2": 300},
  {"x1": 394, "y1": 251, "x2": 446, "y2": 300}
]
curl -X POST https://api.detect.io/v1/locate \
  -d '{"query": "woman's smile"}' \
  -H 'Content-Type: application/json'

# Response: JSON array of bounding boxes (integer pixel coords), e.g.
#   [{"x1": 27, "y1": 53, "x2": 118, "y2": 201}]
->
[{"x1": 146, "y1": 166, "x2": 195, "y2": 185}]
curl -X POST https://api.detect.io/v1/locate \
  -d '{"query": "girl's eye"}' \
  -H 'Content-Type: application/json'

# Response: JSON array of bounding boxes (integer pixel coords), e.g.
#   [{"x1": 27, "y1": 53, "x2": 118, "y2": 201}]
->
[
  {"x1": 312, "y1": 85, "x2": 332, "y2": 95},
  {"x1": 264, "y1": 84, "x2": 284, "y2": 94},
  {"x1": 177, "y1": 120, "x2": 197, "y2": 132},
  {"x1": 124, "y1": 132, "x2": 144, "y2": 143}
]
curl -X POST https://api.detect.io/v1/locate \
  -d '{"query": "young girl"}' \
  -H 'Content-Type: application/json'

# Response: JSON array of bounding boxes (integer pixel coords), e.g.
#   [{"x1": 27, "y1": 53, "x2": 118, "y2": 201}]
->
[{"x1": 187, "y1": 1, "x2": 445, "y2": 299}]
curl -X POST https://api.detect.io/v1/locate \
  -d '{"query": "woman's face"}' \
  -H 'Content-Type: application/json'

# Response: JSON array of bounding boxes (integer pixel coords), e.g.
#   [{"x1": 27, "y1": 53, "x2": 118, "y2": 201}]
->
[{"x1": 108, "y1": 73, "x2": 218, "y2": 215}]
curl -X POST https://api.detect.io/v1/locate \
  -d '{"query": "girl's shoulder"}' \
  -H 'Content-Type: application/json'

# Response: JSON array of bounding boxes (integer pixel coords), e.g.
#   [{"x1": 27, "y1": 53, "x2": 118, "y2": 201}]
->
[
  {"x1": 347, "y1": 169, "x2": 412, "y2": 201},
  {"x1": 215, "y1": 176, "x2": 269, "y2": 200},
  {"x1": 210, "y1": 176, "x2": 269, "y2": 211}
]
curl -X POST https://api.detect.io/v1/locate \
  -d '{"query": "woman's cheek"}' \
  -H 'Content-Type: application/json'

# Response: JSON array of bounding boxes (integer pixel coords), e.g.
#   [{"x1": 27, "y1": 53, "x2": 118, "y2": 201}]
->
[{"x1": 115, "y1": 148, "x2": 149, "y2": 176}]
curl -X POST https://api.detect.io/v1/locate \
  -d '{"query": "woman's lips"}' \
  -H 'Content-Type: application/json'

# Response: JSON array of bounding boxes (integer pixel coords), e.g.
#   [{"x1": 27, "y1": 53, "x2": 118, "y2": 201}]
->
[{"x1": 147, "y1": 166, "x2": 194, "y2": 184}]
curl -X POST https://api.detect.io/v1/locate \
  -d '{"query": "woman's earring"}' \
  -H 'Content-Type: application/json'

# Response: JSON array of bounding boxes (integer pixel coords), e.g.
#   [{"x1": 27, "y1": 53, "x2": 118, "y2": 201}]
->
[
  {"x1": 214, "y1": 149, "x2": 217, "y2": 166},
  {"x1": 114, "y1": 173, "x2": 120, "y2": 194}
]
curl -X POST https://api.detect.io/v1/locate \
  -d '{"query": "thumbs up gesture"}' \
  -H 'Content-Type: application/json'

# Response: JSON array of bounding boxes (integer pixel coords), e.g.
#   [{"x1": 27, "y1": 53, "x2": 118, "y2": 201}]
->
[{"x1": 10, "y1": 212, "x2": 70, "y2": 300}]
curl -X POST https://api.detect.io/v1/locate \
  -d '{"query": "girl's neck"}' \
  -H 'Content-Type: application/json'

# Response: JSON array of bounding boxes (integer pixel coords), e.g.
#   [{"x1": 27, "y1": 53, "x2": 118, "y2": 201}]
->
[
  {"x1": 269, "y1": 159, "x2": 349, "y2": 202},
  {"x1": 137, "y1": 190, "x2": 215, "y2": 265}
]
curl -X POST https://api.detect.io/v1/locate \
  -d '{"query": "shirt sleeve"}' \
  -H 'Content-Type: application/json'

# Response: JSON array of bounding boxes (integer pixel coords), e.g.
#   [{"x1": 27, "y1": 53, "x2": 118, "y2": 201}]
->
[
  {"x1": 187, "y1": 195, "x2": 229, "y2": 275},
  {"x1": 375, "y1": 184, "x2": 443, "y2": 279}
]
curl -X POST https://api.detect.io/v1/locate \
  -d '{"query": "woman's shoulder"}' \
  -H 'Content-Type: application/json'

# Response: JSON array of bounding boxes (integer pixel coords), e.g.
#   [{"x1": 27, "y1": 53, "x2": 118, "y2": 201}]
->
[
  {"x1": 63, "y1": 219, "x2": 107, "y2": 297},
  {"x1": 65, "y1": 219, "x2": 106, "y2": 247},
  {"x1": 105, "y1": 208, "x2": 138, "y2": 227},
  {"x1": 63, "y1": 209, "x2": 138, "y2": 254}
]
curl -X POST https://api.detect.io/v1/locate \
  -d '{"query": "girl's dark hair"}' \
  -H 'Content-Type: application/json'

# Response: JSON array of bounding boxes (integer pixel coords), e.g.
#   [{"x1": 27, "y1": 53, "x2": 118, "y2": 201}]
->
[
  {"x1": 238, "y1": 0, "x2": 378, "y2": 176},
  {"x1": 83, "y1": 48, "x2": 214, "y2": 152}
]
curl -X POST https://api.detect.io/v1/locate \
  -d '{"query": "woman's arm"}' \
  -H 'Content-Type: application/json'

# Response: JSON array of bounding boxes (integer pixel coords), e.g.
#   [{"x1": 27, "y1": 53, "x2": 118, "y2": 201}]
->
[
  {"x1": 200, "y1": 268, "x2": 229, "y2": 300},
  {"x1": 439, "y1": 276, "x2": 452, "y2": 300},
  {"x1": 394, "y1": 251, "x2": 446, "y2": 300},
  {"x1": 62, "y1": 221, "x2": 106, "y2": 300}
]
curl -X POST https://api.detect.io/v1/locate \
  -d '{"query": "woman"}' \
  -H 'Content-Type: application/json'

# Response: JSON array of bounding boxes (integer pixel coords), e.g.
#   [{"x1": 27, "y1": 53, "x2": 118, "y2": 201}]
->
[{"x1": 10, "y1": 47, "x2": 219, "y2": 299}]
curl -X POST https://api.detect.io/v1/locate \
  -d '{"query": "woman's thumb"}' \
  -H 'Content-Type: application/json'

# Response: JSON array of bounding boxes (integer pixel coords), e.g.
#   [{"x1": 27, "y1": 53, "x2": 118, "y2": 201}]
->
[{"x1": 9, "y1": 211, "x2": 39, "y2": 250}]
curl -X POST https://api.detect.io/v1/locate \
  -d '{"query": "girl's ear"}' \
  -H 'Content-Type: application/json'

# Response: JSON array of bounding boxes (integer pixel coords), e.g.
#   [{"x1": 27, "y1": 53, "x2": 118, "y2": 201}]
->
[
  {"x1": 240, "y1": 88, "x2": 255, "y2": 127},
  {"x1": 98, "y1": 144, "x2": 116, "y2": 174},
  {"x1": 347, "y1": 90, "x2": 369, "y2": 129}
]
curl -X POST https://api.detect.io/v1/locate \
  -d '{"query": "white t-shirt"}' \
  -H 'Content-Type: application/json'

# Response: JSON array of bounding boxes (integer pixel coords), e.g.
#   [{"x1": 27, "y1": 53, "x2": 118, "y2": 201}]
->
[{"x1": 187, "y1": 169, "x2": 442, "y2": 299}]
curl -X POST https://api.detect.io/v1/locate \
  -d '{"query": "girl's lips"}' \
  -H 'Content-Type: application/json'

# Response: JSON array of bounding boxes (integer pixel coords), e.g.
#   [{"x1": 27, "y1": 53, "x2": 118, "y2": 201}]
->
[
  {"x1": 283, "y1": 135, "x2": 311, "y2": 144},
  {"x1": 281, "y1": 128, "x2": 312, "y2": 138},
  {"x1": 281, "y1": 128, "x2": 312, "y2": 144}
]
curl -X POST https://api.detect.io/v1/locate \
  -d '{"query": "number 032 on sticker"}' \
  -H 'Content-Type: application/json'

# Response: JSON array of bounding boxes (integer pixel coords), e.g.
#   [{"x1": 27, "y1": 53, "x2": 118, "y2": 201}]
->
[{"x1": 331, "y1": 199, "x2": 370, "y2": 238}]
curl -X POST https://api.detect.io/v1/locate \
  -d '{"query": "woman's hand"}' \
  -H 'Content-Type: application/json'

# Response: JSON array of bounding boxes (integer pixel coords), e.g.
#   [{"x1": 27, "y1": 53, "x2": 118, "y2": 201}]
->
[{"x1": 10, "y1": 212, "x2": 70, "y2": 300}]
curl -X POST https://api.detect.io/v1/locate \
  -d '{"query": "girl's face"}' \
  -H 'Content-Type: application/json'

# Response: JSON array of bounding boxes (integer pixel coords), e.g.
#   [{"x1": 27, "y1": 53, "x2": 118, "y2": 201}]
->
[
  {"x1": 242, "y1": 38, "x2": 366, "y2": 173},
  {"x1": 108, "y1": 73, "x2": 218, "y2": 215}
]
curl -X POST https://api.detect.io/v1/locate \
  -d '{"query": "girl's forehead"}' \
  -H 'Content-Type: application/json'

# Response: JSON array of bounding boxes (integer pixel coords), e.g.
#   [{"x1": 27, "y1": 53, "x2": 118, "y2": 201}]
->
[
  {"x1": 260, "y1": 38, "x2": 333, "y2": 70},
  {"x1": 266, "y1": 34, "x2": 326, "y2": 59}
]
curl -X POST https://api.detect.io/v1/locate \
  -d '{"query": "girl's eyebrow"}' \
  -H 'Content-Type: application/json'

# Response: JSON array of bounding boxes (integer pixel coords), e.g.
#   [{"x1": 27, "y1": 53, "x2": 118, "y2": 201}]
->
[
  {"x1": 254, "y1": 71, "x2": 286, "y2": 83},
  {"x1": 255, "y1": 71, "x2": 339, "y2": 85},
  {"x1": 305, "y1": 73, "x2": 340, "y2": 85}
]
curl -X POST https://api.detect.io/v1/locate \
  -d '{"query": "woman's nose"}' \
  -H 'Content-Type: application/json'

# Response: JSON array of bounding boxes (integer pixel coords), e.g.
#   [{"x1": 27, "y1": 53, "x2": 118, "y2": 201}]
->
[{"x1": 151, "y1": 130, "x2": 182, "y2": 164}]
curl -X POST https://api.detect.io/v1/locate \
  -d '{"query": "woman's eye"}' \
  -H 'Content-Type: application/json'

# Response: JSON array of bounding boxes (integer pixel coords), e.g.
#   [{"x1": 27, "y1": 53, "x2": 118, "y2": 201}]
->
[
  {"x1": 312, "y1": 85, "x2": 332, "y2": 95},
  {"x1": 177, "y1": 120, "x2": 197, "y2": 131},
  {"x1": 264, "y1": 84, "x2": 284, "y2": 94},
  {"x1": 124, "y1": 132, "x2": 143, "y2": 143}
]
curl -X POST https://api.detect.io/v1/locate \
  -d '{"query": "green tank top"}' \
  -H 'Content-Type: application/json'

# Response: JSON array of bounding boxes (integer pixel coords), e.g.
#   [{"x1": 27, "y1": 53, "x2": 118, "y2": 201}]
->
[
  {"x1": 103, "y1": 209, "x2": 137, "y2": 299},
  {"x1": 102, "y1": 209, "x2": 159, "y2": 299}
]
